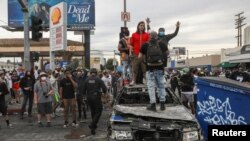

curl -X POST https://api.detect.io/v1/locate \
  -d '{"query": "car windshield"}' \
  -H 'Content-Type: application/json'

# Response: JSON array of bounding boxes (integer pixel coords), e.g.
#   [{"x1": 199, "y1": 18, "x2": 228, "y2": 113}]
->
[{"x1": 115, "y1": 85, "x2": 181, "y2": 105}]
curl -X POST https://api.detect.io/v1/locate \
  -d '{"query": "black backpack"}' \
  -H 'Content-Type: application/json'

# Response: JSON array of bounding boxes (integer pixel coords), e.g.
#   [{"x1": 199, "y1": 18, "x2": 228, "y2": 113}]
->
[{"x1": 146, "y1": 43, "x2": 163, "y2": 67}]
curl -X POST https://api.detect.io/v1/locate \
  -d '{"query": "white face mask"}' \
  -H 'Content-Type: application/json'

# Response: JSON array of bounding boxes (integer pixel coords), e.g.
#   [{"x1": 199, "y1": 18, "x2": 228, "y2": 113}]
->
[{"x1": 41, "y1": 76, "x2": 47, "y2": 81}]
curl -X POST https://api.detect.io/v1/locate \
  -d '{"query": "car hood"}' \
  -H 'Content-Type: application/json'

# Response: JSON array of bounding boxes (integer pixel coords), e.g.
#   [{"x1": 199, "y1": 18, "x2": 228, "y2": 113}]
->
[{"x1": 114, "y1": 104, "x2": 196, "y2": 121}]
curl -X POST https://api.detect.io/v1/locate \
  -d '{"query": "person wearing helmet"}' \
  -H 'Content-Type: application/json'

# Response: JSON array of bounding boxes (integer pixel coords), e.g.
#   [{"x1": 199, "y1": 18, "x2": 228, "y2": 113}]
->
[{"x1": 82, "y1": 68, "x2": 107, "y2": 135}]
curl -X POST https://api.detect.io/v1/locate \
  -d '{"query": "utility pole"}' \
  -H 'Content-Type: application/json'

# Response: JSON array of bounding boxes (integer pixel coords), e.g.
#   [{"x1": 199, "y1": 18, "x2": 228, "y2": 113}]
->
[
  {"x1": 235, "y1": 12, "x2": 246, "y2": 47},
  {"x1": 124, "y1": 0, "x2": 127, "y2": 27},
  {"x1": 186, "y1": 50, "x2": 189, "y2": 67},
  {"x1": 84, "y1": 30, "x2": 90, "y2": 69},
  {"x1": 18, "y1": 0, "x2": 30, "y2": 70},
  {"x1": 113, "y1": 50, "x2": 116, "y2": 71}
]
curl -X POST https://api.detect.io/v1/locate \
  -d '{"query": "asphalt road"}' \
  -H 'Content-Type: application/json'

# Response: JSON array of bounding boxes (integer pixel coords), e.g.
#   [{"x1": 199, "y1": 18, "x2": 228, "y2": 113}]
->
[{"x1": 0, "y1": 105, "x2": 111, "y2": 141}]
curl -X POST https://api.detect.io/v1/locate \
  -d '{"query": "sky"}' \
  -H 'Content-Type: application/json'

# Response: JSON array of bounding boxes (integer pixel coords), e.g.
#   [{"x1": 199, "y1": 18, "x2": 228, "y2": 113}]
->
[{"x1": 1, "y1": 0, "x2": 250, "y2": 61}]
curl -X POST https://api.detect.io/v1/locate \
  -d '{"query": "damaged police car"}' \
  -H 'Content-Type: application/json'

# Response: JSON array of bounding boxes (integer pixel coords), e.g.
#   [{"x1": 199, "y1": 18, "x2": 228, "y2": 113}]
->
[{"x1": 107, "y1": 85, "x2": 202, "y2": 141}]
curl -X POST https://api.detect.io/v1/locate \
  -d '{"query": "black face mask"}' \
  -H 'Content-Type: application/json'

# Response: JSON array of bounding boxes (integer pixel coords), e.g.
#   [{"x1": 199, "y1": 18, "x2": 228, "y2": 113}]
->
[{"x1": 54, "y1": 74, "x2": 59, "y2": 78}]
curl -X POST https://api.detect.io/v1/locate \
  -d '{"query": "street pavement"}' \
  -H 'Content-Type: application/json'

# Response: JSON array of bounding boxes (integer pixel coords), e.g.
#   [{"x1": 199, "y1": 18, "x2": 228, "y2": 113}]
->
[{"x1": 0, "y1": 103, "x2": 111, "y2": 141}]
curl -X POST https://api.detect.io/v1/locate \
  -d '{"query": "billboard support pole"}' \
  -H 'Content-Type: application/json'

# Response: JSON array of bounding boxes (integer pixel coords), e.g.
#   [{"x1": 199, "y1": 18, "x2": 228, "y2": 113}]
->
[
  {"x1": 84, "y1": 30, "x2": 90, "y2": 69},
  {"x1": 22, "y1": 1, "x2": 31, "y2": 70}
]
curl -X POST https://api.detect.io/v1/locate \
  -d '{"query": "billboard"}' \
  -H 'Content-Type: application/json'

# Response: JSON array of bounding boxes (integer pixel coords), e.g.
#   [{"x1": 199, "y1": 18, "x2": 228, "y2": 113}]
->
[
  {"x1": 50, "y1": 2, "x2": 67, "y2": 51},
  {"x1": 173, "y1": 47, "x2": 186, "y2": 55},
  {"x1": 8, "y1": 0, "x2": 95, "y2": 30},
  {"x1": 8, "y1": 0, "x2": 24, "y2": 28}
]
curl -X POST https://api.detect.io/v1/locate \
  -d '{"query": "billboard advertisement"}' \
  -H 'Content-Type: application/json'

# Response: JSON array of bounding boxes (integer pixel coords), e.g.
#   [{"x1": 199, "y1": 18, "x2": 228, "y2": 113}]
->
[
  {"x1": 173, "y1": 47, "x2": 186, "y2": 55},
  {"x1": 8, "y1": 0, "x2": 24, "y2": 28},
  {"x1": 50, "y1": 2, "x2": 67, "y2": 51},
  {"x1": 8, "y1": 0, "x2": 95, "y2": 30}
]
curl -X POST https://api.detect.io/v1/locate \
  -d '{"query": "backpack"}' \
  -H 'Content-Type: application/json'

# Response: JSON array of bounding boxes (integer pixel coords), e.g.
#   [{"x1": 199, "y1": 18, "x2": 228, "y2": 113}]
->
[{"x1": 146, "y1": 43, "x2": 163, "y2": 67}]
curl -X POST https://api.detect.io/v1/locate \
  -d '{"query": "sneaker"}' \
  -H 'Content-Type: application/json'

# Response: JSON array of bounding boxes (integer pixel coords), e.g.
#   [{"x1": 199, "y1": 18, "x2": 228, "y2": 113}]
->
[
  {"x1": 143, "y1": 78, "x2": 147, "y2": 84},
  {"x1": 8, "y1": 124, "x2": 13, "y2": 128},
  {"x1": 146, "y1": 103, "x2": 156, "y2": 111},
  {"x1": 63, "y1": 121, "x2": 69, "y2": 128},
  {"x1": 38, "y1": 122, "x2": 44, "y2": 127},
  {"x1": 91, "y1": 129, "x2": 96, "y2": 135},
  {"x1": 72, "y1": 121, "x2": 79, "y2": 127},
  {"x1": 129, "y1": 81, "x2": 135, "y2": 86},
  {"x1": 46, "y1": 122, "x2": 52, "y2": 127},
  {"x1": 160, "y1": 102, "x2": 166, "y2": 111}
]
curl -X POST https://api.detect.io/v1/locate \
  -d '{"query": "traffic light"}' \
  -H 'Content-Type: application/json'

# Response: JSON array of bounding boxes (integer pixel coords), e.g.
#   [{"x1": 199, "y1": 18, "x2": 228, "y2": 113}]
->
[
  {"x1": 31, "y1": 16, "x2": 43, "y2": 41},
  {"x1": 119, "y1": 27, "x2": 129, "y2": 39},
  {"x1": 30, "y1": 52, "x2": 39, "y2": 62}
]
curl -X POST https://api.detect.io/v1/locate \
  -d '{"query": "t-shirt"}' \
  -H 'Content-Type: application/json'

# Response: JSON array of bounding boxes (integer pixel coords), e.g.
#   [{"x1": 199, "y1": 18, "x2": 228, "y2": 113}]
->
[
  {"x1": 59, "y1": 78, "x2": 75, "y2": 99},
  {"x1": 34, "y1": 81, "x2": 53, "y2": 103}
]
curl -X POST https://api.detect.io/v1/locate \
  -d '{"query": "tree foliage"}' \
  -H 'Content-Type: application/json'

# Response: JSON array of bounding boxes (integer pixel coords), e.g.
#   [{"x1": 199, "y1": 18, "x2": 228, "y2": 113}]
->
[
  {"x1": 66, "y1": 58, "x2": 79, "y2": 71},
  {"x1": 106, "y1": 58, "x2": 114, "y2": 71}
]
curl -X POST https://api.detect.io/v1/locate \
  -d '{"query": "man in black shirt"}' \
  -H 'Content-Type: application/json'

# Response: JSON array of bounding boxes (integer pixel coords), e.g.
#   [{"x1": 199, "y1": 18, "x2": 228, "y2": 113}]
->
[
  {"x1": 82, "y1": 68, "x2": 107, "y2": 135},
  {"x1": 59, "y1": 70, "x2": 78, "y2": 128}
]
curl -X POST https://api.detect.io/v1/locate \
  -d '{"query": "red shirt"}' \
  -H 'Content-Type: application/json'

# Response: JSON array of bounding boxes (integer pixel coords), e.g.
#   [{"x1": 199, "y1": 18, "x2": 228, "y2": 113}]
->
[{"x1": 130, "y1": 32, "x2": 149, "y2": 55}]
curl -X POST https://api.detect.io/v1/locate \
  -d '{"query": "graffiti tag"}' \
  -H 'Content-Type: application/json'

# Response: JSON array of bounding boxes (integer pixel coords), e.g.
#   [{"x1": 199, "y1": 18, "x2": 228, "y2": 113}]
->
[{"x1": 197, "y1": 95, "x2": 247, "y2": 125}]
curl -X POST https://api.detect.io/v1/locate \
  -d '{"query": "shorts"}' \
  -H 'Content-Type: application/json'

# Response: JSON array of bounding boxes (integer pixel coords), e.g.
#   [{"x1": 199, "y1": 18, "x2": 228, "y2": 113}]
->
[
  {"x1": 13, "y1": 82, "x2": 20, "y2": 90},
  {"x1": 37, "y1": 102, "x2": 52, "y2": 115},
  {"x1": 0, "y1": 103, "x2": 7, "y2": 115},
  {"x1": 181, "y1": 93, "x2": 194, "y2": 103}
]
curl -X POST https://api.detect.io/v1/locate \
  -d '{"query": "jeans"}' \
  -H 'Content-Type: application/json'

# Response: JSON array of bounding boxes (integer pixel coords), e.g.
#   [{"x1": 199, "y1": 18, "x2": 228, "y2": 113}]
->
[
  {"x1": 121, "y1": 60, "x2": 130, "y2": 79},
  {"x1": 63, "y1": 98, "x2": 77, "y2": 122},
  {"x1": 21, "y1": 91, "x2": 34, "y2": 116},
  {"x1": 146, "y1": 70, "x2": 166, "y2": 104}
]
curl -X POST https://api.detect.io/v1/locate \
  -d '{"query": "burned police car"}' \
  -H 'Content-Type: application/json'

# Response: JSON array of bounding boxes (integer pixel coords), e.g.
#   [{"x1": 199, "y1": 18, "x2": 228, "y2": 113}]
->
[{"x1": 107, "y1": 85, "x2": 202, "y2": 141}]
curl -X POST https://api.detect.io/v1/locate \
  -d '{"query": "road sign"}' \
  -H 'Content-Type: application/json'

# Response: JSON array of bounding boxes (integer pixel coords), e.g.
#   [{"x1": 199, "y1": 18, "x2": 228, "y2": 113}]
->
[{"x1": 121, "y1": 12, "x2": 130, "y2": 22}]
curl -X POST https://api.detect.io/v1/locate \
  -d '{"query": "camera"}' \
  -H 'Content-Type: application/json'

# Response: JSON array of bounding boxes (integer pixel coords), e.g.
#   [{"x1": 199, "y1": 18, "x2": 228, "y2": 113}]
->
[{"x1": 43, "y1": 92, "x2": 48, "y2": 98}]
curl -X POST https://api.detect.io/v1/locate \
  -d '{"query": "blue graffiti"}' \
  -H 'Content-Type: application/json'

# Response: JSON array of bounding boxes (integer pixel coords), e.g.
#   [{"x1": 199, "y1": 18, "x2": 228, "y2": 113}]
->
[{"x1": 197, "y1": 95, "x2": 247, "y2": 125}]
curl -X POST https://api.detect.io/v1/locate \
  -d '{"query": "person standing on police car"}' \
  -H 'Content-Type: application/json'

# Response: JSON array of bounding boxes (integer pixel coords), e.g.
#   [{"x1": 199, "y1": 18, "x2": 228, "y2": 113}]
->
[
  {"x1": 158, "y1": 21, "x2": 180, "y2": 64},
  {"x1": 34, "y1": 72, "x2": 53, "y2": 127},
  {"x1": 82, "y1": 68, "x2": 107, "y2": 135},
  {"x1": 19, "y1": 70, "x2": 36, "y2": 119},
  {"x1": 129, "y1": 21, "x2": 150, "y2": 85},
  {"x1": 139, "y1": 31, "x2": 168, "y2": 111},
  {"x1": 59, "y1": 69, "x2": 78, "y2": 128},
  {"x1": 118, "y1": 30, "x2": 132, "y2": 81}
]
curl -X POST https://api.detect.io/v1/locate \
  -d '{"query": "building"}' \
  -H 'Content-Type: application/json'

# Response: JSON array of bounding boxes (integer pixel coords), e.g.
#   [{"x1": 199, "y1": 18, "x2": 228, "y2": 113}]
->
[
  {"x1": 220, "y1": 26, "x2": 250, "y2": 64},
  {"x1": 170, "y1": 54, "x2": 221, "y2": 72},
  {"x1": 0, "y1": 61, "x2": 19, "y2": 71},
  {"x1": 90, "y1": 50, "x2": 105, "y2": 70}
]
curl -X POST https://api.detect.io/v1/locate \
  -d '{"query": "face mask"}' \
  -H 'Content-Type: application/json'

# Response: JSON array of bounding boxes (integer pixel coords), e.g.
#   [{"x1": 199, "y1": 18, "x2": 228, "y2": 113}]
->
[
  {"x1": 159, "y1": 32, "x2": 165, "y2": 36},
  {"x1": 41, "y1": 76, "x2": 47, "y2": 80}
]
